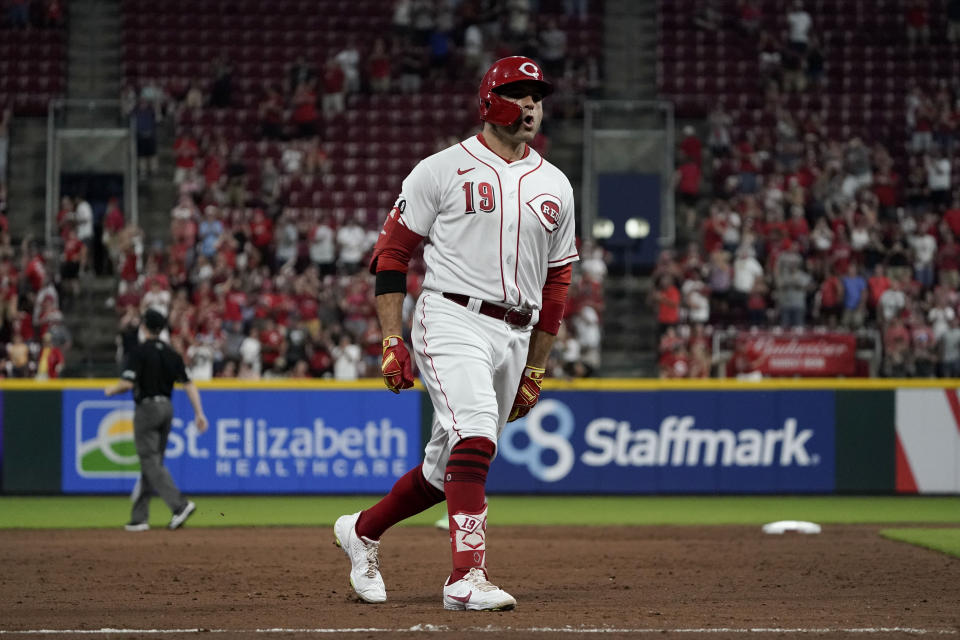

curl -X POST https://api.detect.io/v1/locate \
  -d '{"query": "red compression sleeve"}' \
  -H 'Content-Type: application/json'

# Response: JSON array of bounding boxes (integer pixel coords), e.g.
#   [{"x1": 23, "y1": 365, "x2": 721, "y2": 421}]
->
[
  {"x1": 368, "y1": 210, "x2": 425, "y2": 274},
  {"x1": 535, "y1": 263, "x2": 572, "y2": 335}
]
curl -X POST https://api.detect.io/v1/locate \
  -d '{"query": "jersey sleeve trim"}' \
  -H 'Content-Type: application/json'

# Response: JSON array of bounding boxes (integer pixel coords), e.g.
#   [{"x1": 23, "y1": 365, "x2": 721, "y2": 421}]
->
[{"x1": 548, "y1": 252, "x2": 580, "y2": 265}]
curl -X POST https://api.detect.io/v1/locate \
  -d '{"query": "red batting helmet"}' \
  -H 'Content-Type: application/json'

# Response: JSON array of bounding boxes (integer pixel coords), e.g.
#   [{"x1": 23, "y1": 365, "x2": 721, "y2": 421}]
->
[{"x1": 478, "y1": 56, "x2": 553, "y2": 127}]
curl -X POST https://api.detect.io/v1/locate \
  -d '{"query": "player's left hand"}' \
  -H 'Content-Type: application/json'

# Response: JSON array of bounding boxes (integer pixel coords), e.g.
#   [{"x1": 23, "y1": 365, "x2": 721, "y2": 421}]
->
[
  {"x1": 508, "y1": 365, "x2": 545, "y2": 422},
  {"x1": 381, "y1": 335, "x2": 415, "y2": 393}
]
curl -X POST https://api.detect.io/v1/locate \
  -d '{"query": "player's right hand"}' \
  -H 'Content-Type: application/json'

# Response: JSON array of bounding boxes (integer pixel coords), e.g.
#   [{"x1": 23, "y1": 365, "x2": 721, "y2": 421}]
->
[{"x1": 381, "y1": 335, "x2": 414, "y2": 393}]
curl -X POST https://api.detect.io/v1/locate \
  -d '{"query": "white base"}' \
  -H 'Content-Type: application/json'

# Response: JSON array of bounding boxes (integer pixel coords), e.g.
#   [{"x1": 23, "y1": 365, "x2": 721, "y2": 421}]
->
[{"x1": 761, "y1": 520, "x2": 822, "y2": 535}]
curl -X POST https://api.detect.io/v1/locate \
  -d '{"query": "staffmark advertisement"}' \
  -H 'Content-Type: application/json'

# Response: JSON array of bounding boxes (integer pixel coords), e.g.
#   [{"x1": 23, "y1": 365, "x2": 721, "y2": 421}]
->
[
  {"x1": 61, "y1": 389, "x2": 421, "y2": 493},
  {"x1": 488, "y1": 391, "x2": 835, "y2": 493}
]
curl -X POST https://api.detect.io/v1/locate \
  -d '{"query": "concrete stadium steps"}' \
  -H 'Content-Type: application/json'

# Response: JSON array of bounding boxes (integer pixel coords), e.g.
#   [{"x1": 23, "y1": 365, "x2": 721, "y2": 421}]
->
[
  {"x1": 61, "y1": 274, "x2": 122, "y2": 378},
  {"x1": 7, "y1": 118, "x2": 49, "y2": 244},
  {"x1": 604, "y1": 0, "x2": 658, "y2": 100},
  {"x1": 66, "y1": 0, "x2": 122, "y2": 102},
  {"x1": 599, "y1": 275, "x2": 657, "y2": 377}
]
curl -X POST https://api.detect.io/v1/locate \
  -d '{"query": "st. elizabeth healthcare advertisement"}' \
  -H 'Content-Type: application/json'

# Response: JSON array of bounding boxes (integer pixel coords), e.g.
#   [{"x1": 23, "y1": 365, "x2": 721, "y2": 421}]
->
[{"x1": 61, "y1": 389, "x2": 421, "y2": 493}]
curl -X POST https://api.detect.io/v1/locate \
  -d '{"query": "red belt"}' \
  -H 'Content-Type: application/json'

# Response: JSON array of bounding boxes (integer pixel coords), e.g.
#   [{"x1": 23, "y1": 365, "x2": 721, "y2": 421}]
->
[{"x1": 442, "y1": 293, "x2": 533, "y2": 328}]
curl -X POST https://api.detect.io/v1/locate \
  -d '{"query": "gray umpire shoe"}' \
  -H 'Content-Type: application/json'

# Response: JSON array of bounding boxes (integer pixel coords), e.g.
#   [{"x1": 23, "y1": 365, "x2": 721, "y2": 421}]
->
[
  {"x1": 333, "y1": 512, "x2": 387, "y2": 603},
  {"x1": 168, "y1": 501, "x2": 196, "y2": 530},
  {"x1": 124, "y1": 521, "x2": 149, "y2": 532},
  {"x1": 442, "y1": 567, "x2": 516, "y2": 611}
]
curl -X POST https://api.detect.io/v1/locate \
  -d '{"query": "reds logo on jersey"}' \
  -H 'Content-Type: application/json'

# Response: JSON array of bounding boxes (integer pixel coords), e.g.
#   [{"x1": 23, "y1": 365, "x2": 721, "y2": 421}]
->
[
  {"x1": 525, "y1": 193, "x2": 562, "y2": 233},
  {"x1": 541, "y1": 201, "x2": 560, "y2": 224}
]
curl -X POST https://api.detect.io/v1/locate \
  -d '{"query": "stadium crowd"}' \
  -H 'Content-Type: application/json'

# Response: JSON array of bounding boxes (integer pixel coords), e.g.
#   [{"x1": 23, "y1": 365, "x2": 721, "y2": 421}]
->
[
  {"x1": 107, "y1": 0, "x2": 605, "y2": 382},
  {"x1": 660, "y1": 0, "x2": 960, "y2": 378}
]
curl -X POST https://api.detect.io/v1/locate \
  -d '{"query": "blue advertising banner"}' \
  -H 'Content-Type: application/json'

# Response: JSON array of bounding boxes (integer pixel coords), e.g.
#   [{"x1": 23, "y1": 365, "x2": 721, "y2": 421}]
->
[
  {"x1": 488, "y1": 391, "x2": 835, "y2": 493},
  {"x1": 0, "y1": 390, "x2": 4, "y2": 489},
  {"x1": 61, "y1": 389, "x2": 421, "y2": 494}
]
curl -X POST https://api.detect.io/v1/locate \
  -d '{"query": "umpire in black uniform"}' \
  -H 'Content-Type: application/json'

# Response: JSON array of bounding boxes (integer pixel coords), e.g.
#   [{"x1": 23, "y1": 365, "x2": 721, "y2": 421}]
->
[{"x1": 105, "y1": 309, "x2": 208, "y2": 531}]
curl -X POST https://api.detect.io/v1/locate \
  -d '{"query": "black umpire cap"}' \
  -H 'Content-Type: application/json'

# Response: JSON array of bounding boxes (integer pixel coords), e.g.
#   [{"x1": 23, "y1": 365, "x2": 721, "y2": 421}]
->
[{"x1": 142, "y1": 309, "x2": 167, "y2": 333}]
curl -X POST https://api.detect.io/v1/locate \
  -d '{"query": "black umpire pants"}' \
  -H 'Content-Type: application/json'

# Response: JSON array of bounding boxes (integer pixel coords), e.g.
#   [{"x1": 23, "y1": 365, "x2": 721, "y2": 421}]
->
[{"x1": 130, "y1": 397, "x2": 186, "y2": 522}]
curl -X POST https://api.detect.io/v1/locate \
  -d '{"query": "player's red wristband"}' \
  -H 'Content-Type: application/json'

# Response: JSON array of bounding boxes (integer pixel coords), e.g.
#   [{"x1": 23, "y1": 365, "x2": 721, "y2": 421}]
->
[
  {"x1": 535, "y1": 299, "x2": 565, "y2": 335},
  {"x1": 535, "y1": 264, "x2": 572, "y2": 335}
]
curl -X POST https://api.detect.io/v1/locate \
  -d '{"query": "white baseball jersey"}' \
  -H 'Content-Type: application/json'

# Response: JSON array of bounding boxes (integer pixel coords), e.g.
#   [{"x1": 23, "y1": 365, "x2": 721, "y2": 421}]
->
[
  {"x1": 394, "y1": 134, "x2": 579, "y2": 491},
  {"x1": 395, "y1": 134, "x2": 579, "y2": 308}
]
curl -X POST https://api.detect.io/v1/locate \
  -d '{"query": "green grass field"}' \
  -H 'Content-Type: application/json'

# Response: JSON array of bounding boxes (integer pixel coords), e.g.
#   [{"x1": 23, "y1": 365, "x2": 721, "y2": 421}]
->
[
  {"x1": 3, "y1": 495, "x2": 959, "y2": 558},
  {"x1": 881, "y1": 527, "x2": 960, "y2": 558},
  {"x1": 1, "y1": 495, "x2": 959, "y2": 527}
]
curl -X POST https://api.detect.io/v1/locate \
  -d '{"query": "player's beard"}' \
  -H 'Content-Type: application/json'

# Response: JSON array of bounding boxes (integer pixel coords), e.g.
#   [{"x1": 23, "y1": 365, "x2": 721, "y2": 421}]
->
[{"x1": 501, "y1": 112, "x2": 539, "y2": 144}]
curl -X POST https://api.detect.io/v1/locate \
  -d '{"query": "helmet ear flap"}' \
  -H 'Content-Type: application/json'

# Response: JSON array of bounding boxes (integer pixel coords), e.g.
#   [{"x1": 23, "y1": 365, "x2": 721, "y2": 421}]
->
[{"x1": 479, "y1": 91, "x2": 524, "y2": 127}]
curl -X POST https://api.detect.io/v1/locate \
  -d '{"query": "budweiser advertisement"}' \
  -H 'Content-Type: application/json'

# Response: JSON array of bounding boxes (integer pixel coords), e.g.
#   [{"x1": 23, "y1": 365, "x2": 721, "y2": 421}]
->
[{"x1": 735, "y1": 332, "x2": 857, "y2": 377}]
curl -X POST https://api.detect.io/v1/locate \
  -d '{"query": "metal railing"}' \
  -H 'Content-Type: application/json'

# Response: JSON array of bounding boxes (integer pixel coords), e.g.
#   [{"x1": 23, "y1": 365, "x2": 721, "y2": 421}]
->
[{"x1": 45, "y1": 99, "x2": 138, "y2": 248}]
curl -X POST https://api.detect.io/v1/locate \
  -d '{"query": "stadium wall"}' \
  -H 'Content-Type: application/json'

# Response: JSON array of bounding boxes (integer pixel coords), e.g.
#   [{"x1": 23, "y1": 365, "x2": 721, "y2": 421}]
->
[{"x1": 0, "y1": 380, "x2": 957, "y2": 495}]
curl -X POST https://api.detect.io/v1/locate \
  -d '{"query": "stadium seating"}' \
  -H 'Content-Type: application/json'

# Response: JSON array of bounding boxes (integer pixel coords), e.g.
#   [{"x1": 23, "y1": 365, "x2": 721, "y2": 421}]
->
[
  {"x1": 121, "y1": 0, "x2": 604, "y2": 225},
  {"x1": 0, "y1": 28, "x2": 65, "y2": 115},
  {"x1": 658, "y1": 0, "x2": 960, "y2": 166}
]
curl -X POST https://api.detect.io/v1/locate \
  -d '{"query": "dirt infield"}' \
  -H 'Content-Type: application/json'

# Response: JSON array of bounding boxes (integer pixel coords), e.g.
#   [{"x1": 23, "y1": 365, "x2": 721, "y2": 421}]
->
[{"x1": 1, "y1": 524, "x2": 958, "y2": 639}]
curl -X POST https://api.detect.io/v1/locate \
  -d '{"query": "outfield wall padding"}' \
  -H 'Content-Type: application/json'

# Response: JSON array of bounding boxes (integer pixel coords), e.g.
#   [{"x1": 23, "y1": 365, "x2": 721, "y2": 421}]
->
[
  {"x1": 834, "y1": 390, "x2": 895, "y2": 494},
  {"x1": 2, "y1": 390, "x2": 62, "y2": 493}
]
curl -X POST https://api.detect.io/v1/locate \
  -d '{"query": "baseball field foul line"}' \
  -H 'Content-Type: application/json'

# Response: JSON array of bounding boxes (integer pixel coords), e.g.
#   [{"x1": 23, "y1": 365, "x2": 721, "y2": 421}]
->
[{"x1": 0, "y1": 627, "x2": 958, "y2": 635}]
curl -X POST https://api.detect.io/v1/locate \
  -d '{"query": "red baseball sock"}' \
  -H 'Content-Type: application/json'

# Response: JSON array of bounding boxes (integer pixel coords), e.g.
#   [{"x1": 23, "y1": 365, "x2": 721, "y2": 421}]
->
[
  {"x1": 356, "y1": 463, "x2": 444, "y2": 540},
  {"x1": 444, "y1": 436, "x2": 495, "y2": 583}
]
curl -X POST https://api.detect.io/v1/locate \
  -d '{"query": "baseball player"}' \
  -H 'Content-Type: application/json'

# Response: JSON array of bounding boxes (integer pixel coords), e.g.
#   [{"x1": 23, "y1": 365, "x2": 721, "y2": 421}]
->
[{"x1": 334, "y1": 56, "x2": 578, "y2": 611}]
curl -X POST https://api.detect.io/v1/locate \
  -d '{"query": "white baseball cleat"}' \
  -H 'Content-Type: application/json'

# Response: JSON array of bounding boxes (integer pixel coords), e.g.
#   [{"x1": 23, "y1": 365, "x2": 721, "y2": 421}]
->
[
  {"x1": 333, "y1": 512, "x2": 386, "y2": 603},
  {"x1": 442, "y1": 567, "x2": 516, "y2": 611}
]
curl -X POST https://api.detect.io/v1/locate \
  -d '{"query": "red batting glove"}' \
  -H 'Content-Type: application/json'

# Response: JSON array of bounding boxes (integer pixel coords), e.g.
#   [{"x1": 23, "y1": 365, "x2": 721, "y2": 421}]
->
[
  {"x1": 381, "y1": 335, "x2": 414, "y2": 393},
  {"x1": 508, "y1": 365, "x2": 545, "y2": 422}
]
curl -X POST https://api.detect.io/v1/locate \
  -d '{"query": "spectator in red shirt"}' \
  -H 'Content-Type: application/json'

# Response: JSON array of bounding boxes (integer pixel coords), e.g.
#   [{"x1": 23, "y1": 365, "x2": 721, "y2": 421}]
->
[
  {"x1": 944, "y1": 194, "x2": 960, "y2": 238},
  {"x1": 675, "y1": 154, "x2": 702, "y2": 229},
  {"x1": 652, "y1": 274, "x2": 681, "y2": 336},
  {"x1": 868, "y1": 264, "x2": 892, "y2": 319},
  {"x1": 249, "y1": 208, "x2": 273, "y2": 249},
  {"x1": 101, "y1": 198, "x2": 125, "y2": 275},
  {"x1": 222, "y1": 278, "x2": 248, "y2": 326},
  {"x1": 290, "y1": 79, "x2": 319, "y2": 139},
  {"x1": 322, "y1": 58, "x2": 346, "y2": 116},
  {"x1": 906, "y1": 0, "x2": 931, "y2": 48},
  {"x1": 23, "y1": 246, "x2": 47, "y2": 293},
  {"x1": 679, "y1": 126, "x2": 702, "y2": 166},
  {"x1": 828, "y1": 226, "x2": 854, "y2": 275},
  {"x1": 368, "y1": 38, "x2": 392, "y2": 93},
  {"x1": 45, "y1": 0, "x2": 64, "y2": 28},
  {"x1": 56, "y1": 195, "x2": 75, "y2": 240},
  {"x1": 872, "y1": 163, "x2": 900, "y2": 218},
  {"x1": 883, "y1": 316, "x2": 912, "y2": 376},
  {"x1": 258, "y1": 84, "x2": 285, "y2": 140},
  {"x1": 659, "y1": 338, "x2": 690, "y2": 379},
  {"x1": 173, "y1": 130, "x2": 199, "y2": 185},
  {"x1": 60, "y1": 229, "x2": 86, "y2": 302},
  {"x1": 817, "y1": 268, "x2": 843, "y2": 327},
  {"x1": 700, "y1": 205, "x2": 727, "y2": 255},
  {"x1": 737, "y1": 0, "x2": 761, "y2": 35},
  {"x1": 746, "y1": 279, "x2": 770, "y2": 326},
  {"x1": 259, "y1": 318, "x2": 285, "y2": 371}
]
